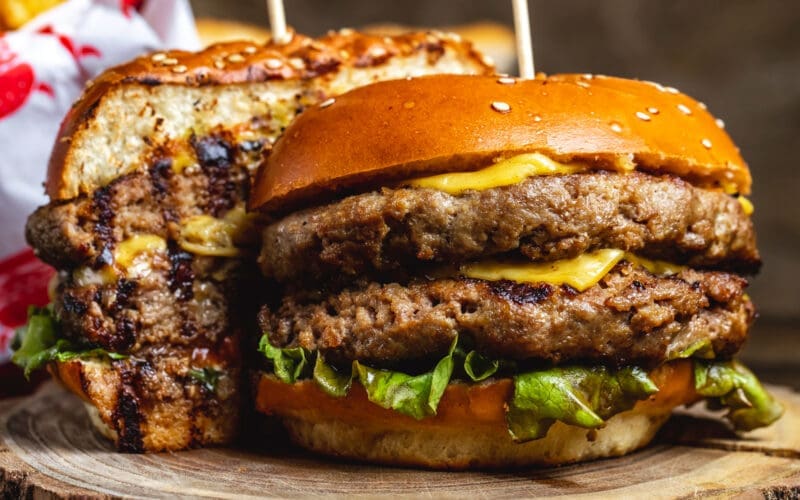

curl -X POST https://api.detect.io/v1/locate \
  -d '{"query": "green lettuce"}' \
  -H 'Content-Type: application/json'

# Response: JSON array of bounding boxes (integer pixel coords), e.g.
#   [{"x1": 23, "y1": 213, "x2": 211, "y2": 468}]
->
[
  {"x1": 313, "y1": 355, "x2": 352, "y2": 397},
  {"x1": 188, "y1": 367, "x2": 224, "y2": 392},
  {"x1": 506, "y1": 366, "x2": 658, "y2": 442},
  {"x1": 694, "y1": 360, "x2": 784, "y2": 431},
  {"x1": 258, "y1": 332, "x2": 783, "y2": 441},
  {"x1": 12, "y1": 306, "x2": 127, "y2": 378},
  {"x1": 354, "y1": 338, "x2": 457, "y2": 420},
  {"x1": 258, "y1": 335, "x2": 310, "y2": 383}
]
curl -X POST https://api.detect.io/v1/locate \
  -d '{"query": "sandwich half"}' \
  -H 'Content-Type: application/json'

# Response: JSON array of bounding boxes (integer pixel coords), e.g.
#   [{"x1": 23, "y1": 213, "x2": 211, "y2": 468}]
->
[
  {"x1": 16, "y1": 31, "x2": 493, "y2": 452},
  {"x1": 250, "y1": 74, "x2": 782, "y2": 468}
]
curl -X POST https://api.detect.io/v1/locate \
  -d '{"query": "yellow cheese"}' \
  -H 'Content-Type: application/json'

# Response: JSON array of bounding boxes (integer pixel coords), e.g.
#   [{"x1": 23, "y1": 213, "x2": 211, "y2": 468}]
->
[
  {"x1": 460, "y1": 250, "x2": 685, "y2": 292},
  {"x1": 178, "y1": 206, "x2": 258, "y2": 257},
  {"x1": 114, "y1": 235, "x2": 167, "y2": 269},
  {"x1": 737, "y1": 196, "x2": 754, "y2": 216},
  {"x1": 624, "y1": 254, "x2": 685, "y2": 276},
  {"x1": 406, "y1": 153, "x2": 585, "y2": 194}
]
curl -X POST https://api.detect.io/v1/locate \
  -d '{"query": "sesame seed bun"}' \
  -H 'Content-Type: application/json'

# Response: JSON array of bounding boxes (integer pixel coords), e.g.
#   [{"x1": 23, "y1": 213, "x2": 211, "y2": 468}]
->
[
  {"x1": 46, "y1": 31, "x2": 490, "y2": 201},
  {"x1": 254, "y1": 360, "x2": 697, "y2": 469},
  {"x1": 249, "y1": 74, "x2": 749, "y2": 214}
]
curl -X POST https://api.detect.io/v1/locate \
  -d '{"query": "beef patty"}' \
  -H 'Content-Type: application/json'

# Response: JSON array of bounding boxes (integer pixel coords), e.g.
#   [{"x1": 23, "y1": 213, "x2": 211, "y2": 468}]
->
[
  {"x1": 259, "y1": 172, "x2": 759, "y2": 285},
  {"x1": 258, "y1": 262, "x2": 753, "y2": 369},
  {"x1": 26, "y1": 146, "x2": 252, "y2": 270}
]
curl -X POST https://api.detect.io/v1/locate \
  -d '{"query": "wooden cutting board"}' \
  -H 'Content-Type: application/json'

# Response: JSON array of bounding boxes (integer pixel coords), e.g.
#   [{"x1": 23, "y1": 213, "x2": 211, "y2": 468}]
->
[{"x1": 1, "y1": 381, "x2": 799, "y2": 498}]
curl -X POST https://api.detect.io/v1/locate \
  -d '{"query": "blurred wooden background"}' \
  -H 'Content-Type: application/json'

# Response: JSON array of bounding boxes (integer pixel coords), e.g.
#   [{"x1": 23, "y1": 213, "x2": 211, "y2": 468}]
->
[{"x1": 191, "y1": 0, "x2": 800, "y2": 386}]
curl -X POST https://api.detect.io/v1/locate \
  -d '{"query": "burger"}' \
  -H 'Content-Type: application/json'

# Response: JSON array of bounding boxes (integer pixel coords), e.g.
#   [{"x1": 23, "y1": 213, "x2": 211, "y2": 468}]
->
[
  {"x1": 249, "y1": 74, "x2": 782, "y2": 468},
  {"x1": 13, "y1": 31, "x2": 492, "y2": 452}
]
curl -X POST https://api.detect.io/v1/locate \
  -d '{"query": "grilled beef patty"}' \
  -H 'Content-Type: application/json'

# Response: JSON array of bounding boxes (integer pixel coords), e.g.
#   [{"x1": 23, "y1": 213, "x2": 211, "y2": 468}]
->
[
  {"x1": 258, "y1": 262, "x2": 753, "y2": 369},
  {"x1": 259, "y1": 172, "x2": 759, "y2": 285},
  {"x1": 26, "y1": 134, "x2": 254, "y2": 270}
]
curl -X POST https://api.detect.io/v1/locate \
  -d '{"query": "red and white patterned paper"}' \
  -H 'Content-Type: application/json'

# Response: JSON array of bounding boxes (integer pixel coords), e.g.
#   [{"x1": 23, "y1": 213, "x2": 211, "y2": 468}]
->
[{"x1": 0, "y1": 0, "x2": 200, "y2": 364}]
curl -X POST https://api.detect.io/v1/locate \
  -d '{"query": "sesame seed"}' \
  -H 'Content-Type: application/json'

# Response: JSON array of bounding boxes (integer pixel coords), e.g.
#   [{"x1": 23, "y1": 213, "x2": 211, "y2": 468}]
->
[
  {"x1": 582, "y1": 73, "x2": 593, "y2": 80},
  {"x1": 227, "y1": 54, "x2": 245, "y2": 63},
  {"x1": 635, "y1": 111, "x2": 651, "y2": 121},
  {"x1": 310, "y1": 41, "x2": 325, "y2": 51},
  {"x1": 533, "y1": 115, "x2": 542, "y2": 122},
  {"x1": 610, "y1": 122, "x2": 623, "y2": 133},
  {"x1": 161, "y1": 57, "x2": 178, "y2": 66},
  {"x1": 265, "y1": 58, "x2": 283, "y2": 69},
  {"x1": 404, "y1": 101, "x2": 415, "y2": 109},
  {"x1": 243, "y1": 46, "x2": 257, "y2": 54},
  {"x1": 481, "y1": 54, "x2": 495, "y2": 67},
  {"x1": 697, "y1": 101, "x2": 707, "y2": 110},
  {"x1": 171, "y1": 65, "x2": 187, "y2": 74},
  {"x1": 647, "y1": 107, "x2": 660, "y2": 114},
  {"x1": 383, "y1": 36, "x2": 393, "y2": 44},
  {"x1": 576, "y1": 81, "x2": 590, "y2": 89},
  {"x1": 214, "y1": 60, "x2": 225, "y2": 69},
  {"x1": 339, "y1": 50, "x2": 351, "y2": 60},
  {"x1": 491, "y1": 101, "x2": 511, "y2": 113},
  {"x1": 715, "y1": 118, "x2": 726, "y2": 129},
  {"x1": 289, "y1": 57, "x2": 305, "y2": 69},
  {"x1": 369, "y1": 46, "x2": 387, "y2": 58},
  {"x1": 497, "y1": 77, "x2": 516, "y2": 85},
  {"x1": 447, "y1": 32, "x2": 462, "y2": 42},
  {"x1": 151, "y1": 53, "x2": 166, "y2": 62},
  {"x1": 677, "y1": 104, "x2": 692, "y2": 115},
  {"x1": 320, "y1": 98, "x2": 335, "y2": 108},
  {"x1": 339, "y1": 27, "x2": 354, "y2": 36},
  {"x1": 701, "y1": 138, "x2": 713, "y2": 149},
  {"x1": 665, "y1": 86, "x2": 679, "y2": 94}
]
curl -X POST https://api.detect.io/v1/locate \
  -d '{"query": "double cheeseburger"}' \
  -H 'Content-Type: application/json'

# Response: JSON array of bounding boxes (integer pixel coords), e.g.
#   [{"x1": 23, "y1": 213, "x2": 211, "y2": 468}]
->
[{"x1": 250, "y1": 74, "x2": 782, "y2": 468}]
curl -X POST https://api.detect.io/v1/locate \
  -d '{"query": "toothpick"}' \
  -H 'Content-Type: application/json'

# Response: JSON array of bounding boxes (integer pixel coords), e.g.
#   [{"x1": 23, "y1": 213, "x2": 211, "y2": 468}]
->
[
  {"x1": 512, "y1": 0, "x2": 535, "y2": 79},
  {"x1": 266, "y1": 0, "x2": 290, "y2": 44}
]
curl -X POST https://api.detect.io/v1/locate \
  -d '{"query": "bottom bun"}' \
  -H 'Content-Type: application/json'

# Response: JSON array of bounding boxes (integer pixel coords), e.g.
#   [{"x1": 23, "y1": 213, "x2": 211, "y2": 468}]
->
[
  {"x1": 255, "y1": 360, "x2": 696, "y2": 469},
  {"x1": 50, "y1": 358, "x2": 238, "y2": 452}
]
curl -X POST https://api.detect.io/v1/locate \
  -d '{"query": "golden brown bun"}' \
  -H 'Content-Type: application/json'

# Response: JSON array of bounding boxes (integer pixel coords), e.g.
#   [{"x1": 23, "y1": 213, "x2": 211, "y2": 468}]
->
[
  {"x1": 195, "y1": 18, "x2": 271, "y2": 46},
  {"x1": 50, "y1": 359, "x2": 238, "y2": 452},
  {"x1": 250, "y1": 74, "x2": 749, "y2": 213},
  {"x1": 46, "y1": 30, "x2": 492, "y2": 200},
  {"x1": 364, "y1": 22, "x2": 515, "y2": 73},
  {"x1": 255, "y1": 361, "x2": 697, "y2": 469}
]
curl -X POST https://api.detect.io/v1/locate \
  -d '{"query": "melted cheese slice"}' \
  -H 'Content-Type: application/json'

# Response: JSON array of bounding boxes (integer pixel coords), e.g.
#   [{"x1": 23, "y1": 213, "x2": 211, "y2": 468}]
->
[
  {"x1": 115, "y1": 235, "x2": 167, "y2": 269},
  {"x1": 460, "y1": 250, "x2": 684, "y2": 292},
  {"x1": 406, "y1": 153, "x2": 585, "y2": 194},
  {"x1": 178, "y1": 206, "x2": 259, "y2": 257},
  {"x1": 737, "y1": 196, "x2": 754, "y2": 216}
]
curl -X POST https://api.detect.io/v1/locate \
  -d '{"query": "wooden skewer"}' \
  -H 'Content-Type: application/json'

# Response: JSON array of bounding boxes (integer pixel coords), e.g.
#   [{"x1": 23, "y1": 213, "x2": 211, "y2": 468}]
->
[
  {"x1": 266, "y1": 0, "x2": 290, "y2": 44},
  {"x1": 512, "y1": 0, "x2": 535, "y2": 78}
]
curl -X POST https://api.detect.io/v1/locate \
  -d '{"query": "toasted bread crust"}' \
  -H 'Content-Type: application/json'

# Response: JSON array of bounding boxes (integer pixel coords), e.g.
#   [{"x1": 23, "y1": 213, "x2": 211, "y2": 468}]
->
[
  {"x1": 47, "y1": 30, "x2": 492, "y2": 200},
  {"x1": 250, "y1": 74, "x2": 750, "y2": 213},
  {"x1": 255, "y1": 360, "x2": 696, "y2": 468},
  {"x1": 50, "y1": 354, "x2": 239, "y2": 452}
]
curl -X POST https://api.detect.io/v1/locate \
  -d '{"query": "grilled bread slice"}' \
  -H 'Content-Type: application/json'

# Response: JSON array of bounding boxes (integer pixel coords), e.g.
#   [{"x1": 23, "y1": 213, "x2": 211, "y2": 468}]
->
[{"x1": 27, "y1": 29, "x2": 493, "y2": 452}]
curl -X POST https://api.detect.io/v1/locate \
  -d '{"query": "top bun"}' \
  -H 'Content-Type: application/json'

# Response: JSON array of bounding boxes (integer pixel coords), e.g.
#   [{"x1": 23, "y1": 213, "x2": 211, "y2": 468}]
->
[
  {"x1": 250, "y1": 74, "x2": 749, "y2": 213},
  {"x1": 46, "y1": 30, "x2": 490, "y2": 200}
]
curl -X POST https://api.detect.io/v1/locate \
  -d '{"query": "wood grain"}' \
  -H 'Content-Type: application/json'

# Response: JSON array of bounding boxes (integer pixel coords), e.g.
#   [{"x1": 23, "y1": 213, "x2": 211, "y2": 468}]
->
[{"x1": 1, "y1": 382, "x2": 799, "y2": 498}]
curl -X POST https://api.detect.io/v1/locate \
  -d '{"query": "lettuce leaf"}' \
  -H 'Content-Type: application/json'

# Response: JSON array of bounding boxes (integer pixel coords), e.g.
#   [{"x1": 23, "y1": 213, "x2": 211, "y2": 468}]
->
[
  {"x1": 257, "y1": 332, "x2": 782, "y2": 440},
  {"x1": 188, "y1": 367, "x2": 224, "y2": 392},
  {"x1": 258, "y1": 335, "x2": 310, "y2": 383},
  {"x1": 507, "y1": 366, "x2": 658, "y2": 442},
  {"x1": 12, "y1": 306, "x2": 127, "y2": 378},
  {"x1": 463, "y1": 350, "x2": 499, "y2": 381},
  {"x1": 313, "y1": 355, "x2": 352, "y2": 397},
  {"x1": 355, "y1": 338, "x2": 456, "y2": 420},
  {"x1": 694, "y1": 360, "x2": 784, "y2": 431}
]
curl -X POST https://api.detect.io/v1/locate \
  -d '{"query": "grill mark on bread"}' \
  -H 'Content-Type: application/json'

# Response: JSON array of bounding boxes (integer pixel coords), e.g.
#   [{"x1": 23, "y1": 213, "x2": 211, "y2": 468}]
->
[{"x1": 114, "y1": 364, "x2": 145, "y2": 453}]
